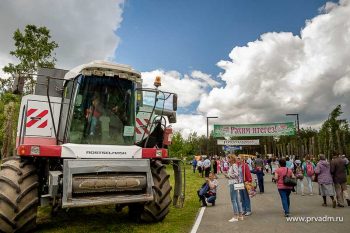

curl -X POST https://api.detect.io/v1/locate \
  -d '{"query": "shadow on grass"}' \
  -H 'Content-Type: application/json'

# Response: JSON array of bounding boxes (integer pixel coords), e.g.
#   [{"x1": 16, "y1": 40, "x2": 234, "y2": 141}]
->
[{"x1": 36, "y1": 206, "x2": 157, "y2": 233}]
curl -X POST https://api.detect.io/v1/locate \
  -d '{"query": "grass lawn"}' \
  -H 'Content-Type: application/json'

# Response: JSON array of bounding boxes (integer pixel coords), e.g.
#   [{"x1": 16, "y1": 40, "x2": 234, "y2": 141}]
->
[{"x1": 36, "y1": 164, "x2": 205, "y2": 233}]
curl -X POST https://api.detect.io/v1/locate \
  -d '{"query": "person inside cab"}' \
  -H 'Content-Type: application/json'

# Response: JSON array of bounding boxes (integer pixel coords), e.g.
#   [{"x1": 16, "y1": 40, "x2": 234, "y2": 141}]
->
[{"x1": 85, "y1": 95, "x2": 103, "y2": 136}]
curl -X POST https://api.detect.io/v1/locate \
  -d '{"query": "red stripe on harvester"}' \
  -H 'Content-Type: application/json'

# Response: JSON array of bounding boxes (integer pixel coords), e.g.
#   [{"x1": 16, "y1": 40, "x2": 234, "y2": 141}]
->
[
  {"x1": 26, "y1": 108, "x2": 37, "y2": 117},
  {"x1": 37, "y1": 120, "x2": 48, "y2": 128},
  {"x1": 136, "y1": 118, "x2": 143, "y2": 125},
  {"x1": 26, "y1": 119, "x2": 38, "y2": 127},
  {"x1": 135, "y1": 126, "x2": 142, "y2": 134},
  {"x1": 36, "y1": 110, "x2": 49, "y2": 118},
  {"x1": 26, "y1": 110, "x2": 49, "y2": 127},
  {"x1": 136, "y1": 118, "x2": 149, "y2": 134}
]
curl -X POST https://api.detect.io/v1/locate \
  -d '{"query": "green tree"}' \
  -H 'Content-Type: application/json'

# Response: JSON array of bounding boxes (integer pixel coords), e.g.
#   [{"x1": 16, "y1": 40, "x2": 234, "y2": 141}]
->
[
  {"x1": 3, "y1": 24, "x2": 58, "y2": 93},
  {"x1": 184, "y1": 132, "x2": 200, "y2": 158},
  {"x1": 168, "y1": 132, "x2": 185, "y2": 158},
  {"x1": 318, "y1": 105, "x2": 349, "y2": 158},
  {"x1": 0, "y1": 78, "x2": 13, "y2": 94}
]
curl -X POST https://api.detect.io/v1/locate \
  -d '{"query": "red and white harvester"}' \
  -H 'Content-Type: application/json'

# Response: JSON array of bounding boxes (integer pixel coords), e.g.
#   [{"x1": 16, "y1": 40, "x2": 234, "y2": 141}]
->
[{"x1": 0, "y1": 61, "x2": 184, "y2": 233}]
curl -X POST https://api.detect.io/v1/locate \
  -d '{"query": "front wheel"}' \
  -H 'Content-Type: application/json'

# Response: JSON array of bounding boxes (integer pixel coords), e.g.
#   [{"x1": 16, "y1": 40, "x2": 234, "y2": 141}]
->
[
  {"x1": 140, "y1": 160, "x2": 172, "y2": 222},
  {"x1": 0, "y1": 157, "x2": 39, "y2": 233}
]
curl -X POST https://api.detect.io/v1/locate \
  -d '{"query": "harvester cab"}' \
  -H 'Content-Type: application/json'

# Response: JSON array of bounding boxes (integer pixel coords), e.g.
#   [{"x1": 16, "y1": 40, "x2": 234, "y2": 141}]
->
[{"x1": 0, "y1": 61, "x2": 185, "y2": 233}]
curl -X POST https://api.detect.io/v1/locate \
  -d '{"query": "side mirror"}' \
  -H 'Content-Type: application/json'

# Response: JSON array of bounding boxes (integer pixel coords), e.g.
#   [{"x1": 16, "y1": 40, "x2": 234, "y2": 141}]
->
[
  {"x1": 173, "y1": 94, "x2": 177, "y2": 111},
  {"x1": 136, "y1": 88, "x2": 177, "y2": 112}
]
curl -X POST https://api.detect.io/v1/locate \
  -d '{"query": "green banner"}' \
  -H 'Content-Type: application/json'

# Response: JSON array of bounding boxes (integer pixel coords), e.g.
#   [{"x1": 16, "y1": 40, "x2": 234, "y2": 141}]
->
[{"x1": 213, "y1": 122, "x2": 296, "y2": 137}]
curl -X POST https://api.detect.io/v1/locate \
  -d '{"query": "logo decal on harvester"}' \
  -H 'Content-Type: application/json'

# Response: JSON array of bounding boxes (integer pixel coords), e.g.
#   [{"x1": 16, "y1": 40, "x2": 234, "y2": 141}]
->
[
  {"x1": 26, "y1": 108, "x2": 49, "y2": 128},
  {"x1": 86, "y1": 151, "x2": 127, "y2": 155}
]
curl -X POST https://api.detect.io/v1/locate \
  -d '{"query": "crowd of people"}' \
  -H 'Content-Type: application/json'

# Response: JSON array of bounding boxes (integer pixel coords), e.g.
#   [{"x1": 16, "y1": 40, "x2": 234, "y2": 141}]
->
[{"x1": 194, "y1": 151, "x2": 350, "y2": 221}]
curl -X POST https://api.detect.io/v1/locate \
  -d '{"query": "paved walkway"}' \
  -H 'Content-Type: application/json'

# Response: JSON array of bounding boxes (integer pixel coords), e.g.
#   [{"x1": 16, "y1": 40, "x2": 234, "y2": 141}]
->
[{"x1": 192, "y1": 174, "x2": 350, "y2": 233}]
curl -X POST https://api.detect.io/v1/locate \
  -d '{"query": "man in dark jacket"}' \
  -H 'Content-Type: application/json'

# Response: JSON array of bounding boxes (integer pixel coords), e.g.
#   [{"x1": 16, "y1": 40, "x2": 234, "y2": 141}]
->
[
  {"x1": 254, "y1": 154, "x2": 265, "y2": 193},
  {"x1": 330, "y1": 153, "x2": 350, "y2": 207}
]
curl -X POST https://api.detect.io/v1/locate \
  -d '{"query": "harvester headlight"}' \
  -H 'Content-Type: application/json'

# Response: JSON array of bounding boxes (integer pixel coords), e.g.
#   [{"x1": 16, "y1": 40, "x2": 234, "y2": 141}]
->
[
  {"x1": 31, "y1": 146, "x2": 40, "y2": 155},
  {"x1": 105, "y1": 70, "x2": 115, "y2": 77},
  {"x1": 93, "y1": 70, "x2": 104, "y2": 76},
  {"x1": 119, "y1": 73, "x2": 128, "y2": 79},
  {"x1": 19, "y1": 145, "x2": 26, "y2": 155},
  {"x1": 82, "y1": 70, "x2": 92, "y2": 76},
  {"x1": 156, "y1": 150, "x2": 162, "y2": 157}
]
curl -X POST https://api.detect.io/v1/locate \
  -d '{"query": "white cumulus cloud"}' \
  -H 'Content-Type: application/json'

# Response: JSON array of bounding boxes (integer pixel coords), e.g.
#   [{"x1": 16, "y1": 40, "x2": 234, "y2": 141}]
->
[
  {"x1": 0, "y1": 0, "x2": 124, "y2": 77},
  {"x1": 196, "y1": 0, "x2": 350, "y2": 130},
  {"x1": 191, "y1": 70, "x2": 220, "y2": 87},
  {"x1": 172, "y1": 114, "x2": 207, "y2": 137},
  {"x1": 141, "y1": 69, "x2": 215, "y2": 108}
]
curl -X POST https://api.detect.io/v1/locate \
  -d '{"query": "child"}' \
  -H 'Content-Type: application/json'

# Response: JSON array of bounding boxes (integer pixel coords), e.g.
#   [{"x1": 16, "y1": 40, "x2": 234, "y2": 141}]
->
[
  {"x1": 223, "y1": 159, "x2": 229, "y2": 173},
  {"x1": 265, "y1": 163, "x2": 270, "y2": 173}
]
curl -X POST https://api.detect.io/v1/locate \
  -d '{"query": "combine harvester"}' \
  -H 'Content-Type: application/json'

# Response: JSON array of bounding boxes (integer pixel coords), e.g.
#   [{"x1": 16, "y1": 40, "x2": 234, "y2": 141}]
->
[{"x1": 0, "y1": 61, "x2": 184, "y2": 233}]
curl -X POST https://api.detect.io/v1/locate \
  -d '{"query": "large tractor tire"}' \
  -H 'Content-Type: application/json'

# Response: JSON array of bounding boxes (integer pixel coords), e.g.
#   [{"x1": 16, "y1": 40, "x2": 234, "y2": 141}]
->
[
  {"x1": 140, "y1": 160, "x2": 172, "y2": 222},
  {"x1": 0, "y1": 157, "x2": 39, "y2": 233}
]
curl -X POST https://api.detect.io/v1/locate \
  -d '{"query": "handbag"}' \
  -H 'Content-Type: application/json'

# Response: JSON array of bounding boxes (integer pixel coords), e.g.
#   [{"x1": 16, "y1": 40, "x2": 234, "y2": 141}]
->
[
  {"x1": 242, "y1": 162, "x2": 256, "y2": 197},
  {"x1": 283, "y1": 168, "x2": 297, "y2": 187},
  {"x1": 312, "y1": 173, "x2": 318, "y2": 182},
  {"x1": 234, "y1": 183, "x2": 245, "y2": 190}
]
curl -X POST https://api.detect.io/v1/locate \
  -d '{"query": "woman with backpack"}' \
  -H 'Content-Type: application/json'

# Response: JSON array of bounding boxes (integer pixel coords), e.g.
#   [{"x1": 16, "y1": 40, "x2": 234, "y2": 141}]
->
[
  {"x1": 302, "y1": 155, "x2": 316, "y2": 195},
  {"x1": 275, "y1": 158, "x2": 296, "y2": 217}
]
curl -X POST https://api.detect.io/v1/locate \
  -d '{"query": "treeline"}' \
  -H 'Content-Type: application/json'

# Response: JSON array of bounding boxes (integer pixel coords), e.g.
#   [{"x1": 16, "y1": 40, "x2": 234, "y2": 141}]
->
[
  {"x1": 168, "y1": 131, "x2": 224, "y2": 161},
  {"x1": 169, "y1": 105, "x2": 350, "y2": 161}
]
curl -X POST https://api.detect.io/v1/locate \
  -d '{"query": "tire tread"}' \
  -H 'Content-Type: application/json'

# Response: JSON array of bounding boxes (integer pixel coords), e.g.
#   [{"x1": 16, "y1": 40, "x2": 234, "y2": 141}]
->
[
  {"x1": 0, "y1": 159, "x2": 38, "y2": 233},
  {"x1": 140, "y1": 161, "x2": 172, "y2": 222}
]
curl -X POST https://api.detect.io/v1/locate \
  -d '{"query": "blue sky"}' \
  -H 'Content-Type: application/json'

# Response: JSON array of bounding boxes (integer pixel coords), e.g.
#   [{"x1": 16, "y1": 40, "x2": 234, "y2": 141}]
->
[{"x1": 115, "y1": 0, "x2": 332, "y2": 76}]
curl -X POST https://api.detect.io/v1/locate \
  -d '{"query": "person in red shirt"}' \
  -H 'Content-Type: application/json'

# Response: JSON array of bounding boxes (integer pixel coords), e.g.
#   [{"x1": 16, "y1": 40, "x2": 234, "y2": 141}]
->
[
  {"x1": 274, "y1": 158, "x2": 295, "y2": 217},
  {"x1": 237, "y1": 156, "x2": 253, "y2": 216},
  {"x1": 86, "y1": 96, "x2": 103, "y2": 136}
]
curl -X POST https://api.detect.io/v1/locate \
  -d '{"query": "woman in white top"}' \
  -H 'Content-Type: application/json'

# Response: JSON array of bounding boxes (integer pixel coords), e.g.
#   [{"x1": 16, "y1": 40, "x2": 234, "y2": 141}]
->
[{"x1": 225, "y1": 154, "x2": 244, "y2": 222}]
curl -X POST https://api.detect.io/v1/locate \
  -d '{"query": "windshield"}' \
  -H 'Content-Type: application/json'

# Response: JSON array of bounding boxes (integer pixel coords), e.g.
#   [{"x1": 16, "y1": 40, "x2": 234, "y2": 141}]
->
[{"x1": 68, "y1": 75, "x2": 135, "y2": 145}]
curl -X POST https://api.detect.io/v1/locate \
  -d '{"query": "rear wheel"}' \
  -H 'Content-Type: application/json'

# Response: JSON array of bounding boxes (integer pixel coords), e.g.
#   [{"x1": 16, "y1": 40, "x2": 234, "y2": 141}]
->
[
  {"x1": 0, "y1": 157, "x2": 39, "y2": 233},
  {"x1": 140, "y1": 160, "x2": 172, "y2": 222}
]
